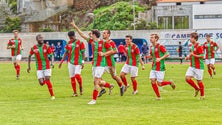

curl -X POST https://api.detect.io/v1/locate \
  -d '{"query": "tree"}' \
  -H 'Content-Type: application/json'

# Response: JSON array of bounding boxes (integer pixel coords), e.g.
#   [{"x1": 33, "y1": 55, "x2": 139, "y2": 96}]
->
[{"x1": 2, "y1": 17, "x2": 21, "y2": 33}]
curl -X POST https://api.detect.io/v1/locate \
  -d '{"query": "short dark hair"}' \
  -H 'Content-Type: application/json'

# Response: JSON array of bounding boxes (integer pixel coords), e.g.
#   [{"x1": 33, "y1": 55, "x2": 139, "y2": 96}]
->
[
  {"x1": 68, "y1": 31, "x2": 75, "y2": 37},
  {"x1": 190, "y1": 32, "x2": 199, "y2": 41},
  {"x1": 105, "y1": 30, "x2": 111, "y2": 35},
  {"x1": 125, "y1": 35, "x2": 133, "y2": 39},
  {"x1": 13, "y1": 30, "x2": 19, "y2": 33},
  {"x1": 36, "y1": 34, "x2": 42, "y2": 40},
  {"x1": 91, "y1": 29, "x2": 100, "y2": 38}
]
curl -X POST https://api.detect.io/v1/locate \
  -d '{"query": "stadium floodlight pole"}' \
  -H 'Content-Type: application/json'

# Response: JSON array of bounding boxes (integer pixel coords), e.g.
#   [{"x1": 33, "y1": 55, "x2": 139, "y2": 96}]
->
[{"x1": 133, "y1": 0, "x2": 135, "y2": 30}]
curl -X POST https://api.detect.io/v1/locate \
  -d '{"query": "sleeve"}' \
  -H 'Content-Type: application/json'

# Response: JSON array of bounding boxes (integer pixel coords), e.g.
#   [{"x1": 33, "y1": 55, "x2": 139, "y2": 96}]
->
[
  {"x1": 202, "y1": 43, "x2": 205, "y2": 49},
  {"x1": 214, "y1": 42, "x2": 218, "y2": 47},
  {"x1": 47, "y1": 46, "x2": 52, "y2": 55},
  {"x1": 80, "y1": 41, "x2": 85, "y2": 52},
  {"x1": 87, "y1": 38, "x2": 93, "y2": 44},
  {"x1": 65, "y1": 44, "x2": 69, "y2": 52},
  {"x1": 104, "y1": 42, "x2": 112, "y2": 50},
  {"x1": 149, "y1": 46, "x2": 152, "y2": 55},
  {"x1": 29, "y1": 48, "x2": 34, "y2": 56},
  {"x1": 160, "y1": 45, "x2": 167, "y2": 53},
  {"x1": 198, "y1": 45, "x2": 204, "y2": 55},
  {"x1": 111, "y1": 42, "x2": 117, "y2": 51},
  {"x1": 135, "y1": 46, "x2": 140, "y2": 55},
  {"x1": 7, "y1": 40, "x2": 11, "y2": 45}
]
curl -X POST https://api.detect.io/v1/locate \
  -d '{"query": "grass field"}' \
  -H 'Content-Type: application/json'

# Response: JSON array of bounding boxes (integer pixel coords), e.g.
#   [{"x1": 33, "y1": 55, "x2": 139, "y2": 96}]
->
[{"x1": 0, "y1": 62, "x2": 222, "y2": 125}]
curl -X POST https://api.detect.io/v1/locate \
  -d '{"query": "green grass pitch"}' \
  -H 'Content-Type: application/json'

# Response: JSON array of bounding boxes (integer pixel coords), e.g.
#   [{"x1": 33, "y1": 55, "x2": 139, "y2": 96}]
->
[{"x1": 0, "y1": 62, "x2": 222, "y2": 125}]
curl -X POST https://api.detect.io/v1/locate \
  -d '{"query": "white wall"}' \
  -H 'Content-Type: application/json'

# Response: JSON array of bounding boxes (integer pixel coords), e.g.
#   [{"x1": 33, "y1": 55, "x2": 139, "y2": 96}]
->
[{"x1": 193, "y1": 4, "x2": 222, "y2": 29}]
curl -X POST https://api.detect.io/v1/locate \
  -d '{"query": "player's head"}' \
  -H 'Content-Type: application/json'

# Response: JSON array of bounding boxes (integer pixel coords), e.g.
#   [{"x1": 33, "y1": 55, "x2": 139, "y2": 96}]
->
[
  {"x1": 102, "y1": 30, "x2": 111, "y2": 39},
  {"x1": 125, "y1": 35, "x2": 133, "y2": 45},
  {"x1": 150, "y1": 33, "x2": 159, "y2": 44},
  {"x1": 206, "y1": 34, "x2": 211, "y2": 42},
  {"x1": 36, "y1": 34, "x2": 44, "y2": 44},
  {"x1": 68, "y1": 31, "x2": 76, "y2": 40},
  {"x1": 190, "y1": 32, "x2": 198, "y2": 44},
  {"x1": 91, "y1": 29, "x2": 100, "y2": 39},
  {"x1": 13, "y1": 30, "x2": 19, "y2": 38}
]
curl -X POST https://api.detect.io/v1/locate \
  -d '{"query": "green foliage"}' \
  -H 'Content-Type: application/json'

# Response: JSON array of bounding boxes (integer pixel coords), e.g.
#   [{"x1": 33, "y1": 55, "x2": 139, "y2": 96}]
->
[
  {"x1": 2, "y1": 17, "x2": 21, "y2": 33},
  {"x1": 40, "y1": 27, "x2": 54, "y2": 32},
  {"x1": 6, "y1": 0, "x2": 17, "y2": 14},
  {"x1": 87, "y1": 2, "x2": 146, "y2": 30}
]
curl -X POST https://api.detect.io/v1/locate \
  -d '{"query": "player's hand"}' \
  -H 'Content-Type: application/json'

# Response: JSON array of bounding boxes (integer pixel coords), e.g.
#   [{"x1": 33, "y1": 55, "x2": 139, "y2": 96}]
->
[
  {"x1": 156, "y1": 58, "x2": 161, "y2": 62},
  {"x1": 27, "y1": 67, "x2": 31, "y2": 73},
  {"x1": 58, "y1": 63, "x2": 62, "y2": 69},
  {"x1": 10, "y1": 45, "x2": 15, "y2": 49},
  {"x1": 185, "y1": 56, "x2": 189, "y2": 60},
  {"x1": 142, "y1": 65, "x2": 145, "y2": 70},
  {"x1": 99, "y1": 52, "x2": 105, "y2": 56}
]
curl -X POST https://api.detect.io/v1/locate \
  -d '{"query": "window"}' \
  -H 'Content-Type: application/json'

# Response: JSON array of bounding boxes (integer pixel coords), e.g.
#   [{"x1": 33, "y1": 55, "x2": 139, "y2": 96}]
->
[
  {"x1": 176, "y1": 2, "x2": 181, "y2": 5},
  {"x1": 200, "y1": 2, "x2": 205, "y2": 4},
  {"x1": 158, "y1": 16, "x2": 172, "y2": 29},
  {"x1": 174, "y1": 16, "x2": 189, "y2": 29}
]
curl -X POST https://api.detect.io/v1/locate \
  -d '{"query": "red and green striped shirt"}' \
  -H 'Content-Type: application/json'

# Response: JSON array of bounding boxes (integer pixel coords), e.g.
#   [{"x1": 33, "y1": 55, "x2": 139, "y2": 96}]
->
[
  {"x1": 7, "y1": 38, "x2": 22, "y2": 56},
  {"x1": 189, "y1": 43, "x2": 204, "y2": 70},
  {"x1": 203, "y1": 41, "x2": 218, "y2": 59},
  {"x1": 105, "y1": 39, "x2": 116, "y2": 67},
  {"x1": 125, "y1": 43, "x2": 140, "y2": 67},
  {"x1": 87, "y1": 38, "x2": 112, "y2": 67},
  {"x1": 65, "y1": 39, "x2": 85, "y2": 65},
  {"x1": 29, "y1": 44, "x2": 52, "y2": 70},
  {"x1": 150, "y1": 43, "x2": 168, "y2": 71}
]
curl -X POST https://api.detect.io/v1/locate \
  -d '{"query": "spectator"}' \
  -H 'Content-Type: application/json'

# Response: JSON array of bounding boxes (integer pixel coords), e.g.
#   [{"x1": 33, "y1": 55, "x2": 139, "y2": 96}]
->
[
  {"x1": 141, "y1": 42, "x2": 149, "y2": 63},
  {"x1": 178, "y1": 41, "x2": 183, "y2": 64},
  {"x1": 118, "y1": 42, "x2": 126, "y2": 62},
  {"x1": 51, "y1": 43, "x2": 56, "y2": 61},
  {"x1": 55, "y1": 42, "x2": 62, "y2": 61}
]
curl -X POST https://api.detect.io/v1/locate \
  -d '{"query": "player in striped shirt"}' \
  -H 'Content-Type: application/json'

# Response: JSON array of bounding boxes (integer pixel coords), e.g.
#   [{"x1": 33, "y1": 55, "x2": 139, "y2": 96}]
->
[
  {"x1": 97, "y1": 30, "x2": 125, "y2": 97},
  {"x1": 59, "y1": 31, "x2": 85, "y2": 97},
  {"x1": 147, "y1": 33, "x2": 176, "y2": 100},
  {"x1": 203, "y1": 34, "x2": 219, "y2": 78},
  {"x1": 71, "y1": 20, "x2": 114, "y2": 105},
  {"x1": 27, "y1": 34, "x2": 55, "y2": 100},
  {"x1": 185, "y1": 32, "x2": 205, "y2": 100},
  {"x1": 7, "y1": 30, "x2": 23, "y2": 80},
  {"x1": 120, "y1": 35, "x2": 145, "y2": 95}
]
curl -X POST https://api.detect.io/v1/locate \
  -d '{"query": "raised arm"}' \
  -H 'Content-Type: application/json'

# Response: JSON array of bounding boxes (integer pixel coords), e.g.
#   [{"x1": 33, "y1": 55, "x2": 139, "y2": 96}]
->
[{"x1": 70, "y1": 20, "x2": 88, "y2": 40}]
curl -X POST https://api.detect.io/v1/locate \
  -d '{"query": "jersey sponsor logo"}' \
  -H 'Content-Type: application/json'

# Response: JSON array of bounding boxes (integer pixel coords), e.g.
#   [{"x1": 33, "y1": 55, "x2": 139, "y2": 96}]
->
[
  {"x1": 131, "y1": 49, "x2": 134, "y2": 53},
  {"x1": 155, "y1": 48, "x2": 158, "y2": 52},
  {"x1": 205, "y1": 44, "x2": 208, "y2": 47},
  {"x1": 76, "y1": 44, "x2": 79, "y2": 48},
  {"x1": 99, "y1": 44, "x2": 102, "y2": 47},
  {"x1": 43, "y1": 49, "x2": 47, "y2": 53},
  {"x1": 34, "y1": 49, "x2": 39, "y2": 53}
]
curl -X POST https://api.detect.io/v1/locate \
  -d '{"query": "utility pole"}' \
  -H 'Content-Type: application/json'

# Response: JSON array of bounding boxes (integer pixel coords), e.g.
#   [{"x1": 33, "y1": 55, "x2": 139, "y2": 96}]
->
[{"x1": 133, "y1": 0, "x2": 135, "y2": 30}]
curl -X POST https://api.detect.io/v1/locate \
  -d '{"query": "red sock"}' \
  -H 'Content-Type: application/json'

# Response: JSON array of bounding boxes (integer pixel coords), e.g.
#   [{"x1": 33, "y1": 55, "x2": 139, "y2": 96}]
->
[
  {"x1": 104, "y1": 82, "x2": 111, "y2": 88},
  {"x1": 208, "y1": 68, "x2": 212, "y2": 76},
  {"x1": 152, "y1": 83, "x2": 160, "y2": 97},
  {"x1": 117, "y1": 81, "x2": 123, "y2": 87},
  {"x1": 71, "y1": 77, "x2": 77, "y2": 93},
  {"x1": 132, "y1": 80, "x2": 137, "y2": 91},
  {"x1": 186, "y1": 79, "x2": 199, "y2": 90},
  {"x1": 15, "y1": 65, "x2": 20, "y2": 76},
  {"x1": 75, "y1": 74, "x2": 82, "y2": 88},
  {"x1": 121, "y1": 76, "x2": 128, "y2": 86},
  {"x1": 92, "y1": 90, "x2": 98, "y2": 100},
  {"x1": 45, "y1": 80, "x2": 54, "y2": 96},
  {"x1": 160, "y1": 81, "x2": 171, "y2": 86},
  {"x1": 198, "y1": 81, "x2": 204, "y2": 96}
]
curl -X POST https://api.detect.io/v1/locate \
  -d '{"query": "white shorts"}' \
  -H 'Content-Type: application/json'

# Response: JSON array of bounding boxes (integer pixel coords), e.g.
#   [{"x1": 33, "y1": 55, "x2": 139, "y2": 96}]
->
[
  {"x1": 149, "y1": 70, "x2": 165, "y2": 82},
  {"x1": 92, "y1": 66, "x2": 105, "y2": 78},
  {"x1": 121, "y1": 64, "x2": 138, "y2": 77},
  {"x1": 12, "y1": 54, "x2": 22, "y2": 63},
  {"x1": 205, "y1": 58, "x2": 215, "y2": 65},
  {"x1": 105, "y1": 66, "x2": 117, "y2": 76},
  {"x1": 185, "y1": 67, "x2": 204, "y2": 80},
  {"x1": 37, "y1": 69, "x2": 51, "y2": 79},
  {"x1": 68, "y1": 63, "x2": 82, "y2": 78}
]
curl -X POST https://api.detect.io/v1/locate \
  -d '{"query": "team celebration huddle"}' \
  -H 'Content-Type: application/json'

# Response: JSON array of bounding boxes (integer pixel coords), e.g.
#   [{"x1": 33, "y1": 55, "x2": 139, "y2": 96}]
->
[{"x1": 7, "y1": 20, "x2": 219, "y2": 105}]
